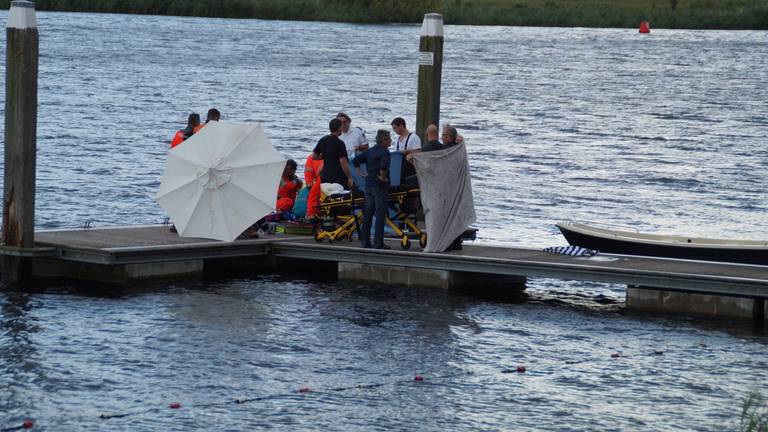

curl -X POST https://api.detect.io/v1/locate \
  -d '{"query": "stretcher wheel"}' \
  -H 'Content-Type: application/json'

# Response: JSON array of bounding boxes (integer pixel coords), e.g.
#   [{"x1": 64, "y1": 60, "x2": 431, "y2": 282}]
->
[
  {"x1": 419, "y1": 234, "x2": 427, "y2": 248},
  {"x1": 400, "y1": 237, "x2": 411, "y2": 250}
]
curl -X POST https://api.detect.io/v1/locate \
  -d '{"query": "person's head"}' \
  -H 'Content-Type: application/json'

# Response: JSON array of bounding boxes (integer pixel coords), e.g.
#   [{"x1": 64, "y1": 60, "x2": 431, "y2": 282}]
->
[
  {"x1": 187, "y1": 113, "x2": 201, "y2": 129},
  {"x1": 329, "y1": 118, "x2": 342, "y2": 135},
  {"x1": 391, "y1": 117, "x2": 407, "y2": 135},
  {"x1": 206, "y1": 108, "x2": 221, "y2": 123},
  {"x1": 337, "y1": 112, "x2": 351, "y2": 133},
  {"x1": 375, "y1": 129, "x2": 392, "y2": 148},
  {"x1": 442, "y1": 126, "x2": 458, "y2": 145},
  {"x1": 283, "y1": 159, "x2": 297, "y2": 178},
  {"x1": 426, "y1": 124, "x2": 438, "y2": 141}
]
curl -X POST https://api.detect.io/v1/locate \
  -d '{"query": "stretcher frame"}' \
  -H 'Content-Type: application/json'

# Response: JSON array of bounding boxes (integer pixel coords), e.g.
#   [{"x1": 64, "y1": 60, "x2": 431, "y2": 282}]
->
[{"x1": 313, "y1": 187, "x2": 427, "y2": 250}]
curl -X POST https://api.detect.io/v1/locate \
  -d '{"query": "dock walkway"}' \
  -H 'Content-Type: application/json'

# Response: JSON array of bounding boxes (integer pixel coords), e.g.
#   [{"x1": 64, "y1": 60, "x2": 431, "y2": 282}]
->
[{"x1": 22, "y1": 225, "x2": 768, "y2": 300}]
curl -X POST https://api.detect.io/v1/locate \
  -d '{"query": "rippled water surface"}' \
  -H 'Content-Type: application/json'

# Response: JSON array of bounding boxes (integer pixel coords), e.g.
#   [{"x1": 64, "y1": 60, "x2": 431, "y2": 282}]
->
[{"x1": 1, "y1": 11, "x2": 767, "y2": 431}]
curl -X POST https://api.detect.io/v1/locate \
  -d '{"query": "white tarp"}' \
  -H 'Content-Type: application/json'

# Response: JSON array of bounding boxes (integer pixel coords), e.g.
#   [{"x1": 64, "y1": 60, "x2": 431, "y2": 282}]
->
[{"x1": 411, "y1": 143, "x2": 476, "y2": 252}]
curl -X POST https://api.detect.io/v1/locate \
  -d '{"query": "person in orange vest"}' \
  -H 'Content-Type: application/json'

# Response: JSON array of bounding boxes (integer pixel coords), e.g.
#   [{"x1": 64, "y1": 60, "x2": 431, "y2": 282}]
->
[
  {"x1": 194, "y1": 108, "x2": 221, "y2": 133},
  {"x1": 170, "y1": 113, "x2": 201, "y2": 148},
  {"x1": 276, "y1": 159, "x2": 303, "y2": 213},
  {"x1": 304, "y1": 152, "x2": 324, "y2": 219}
]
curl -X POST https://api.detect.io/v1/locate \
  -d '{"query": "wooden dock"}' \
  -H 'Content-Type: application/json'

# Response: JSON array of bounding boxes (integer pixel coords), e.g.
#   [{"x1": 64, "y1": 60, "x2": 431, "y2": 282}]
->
[
  {"x1": 20, "y1": 225, "x2": 766, "y2": 293},
  {"x1": 3, "y1": 224, "x2": 767, "y2": 321}
]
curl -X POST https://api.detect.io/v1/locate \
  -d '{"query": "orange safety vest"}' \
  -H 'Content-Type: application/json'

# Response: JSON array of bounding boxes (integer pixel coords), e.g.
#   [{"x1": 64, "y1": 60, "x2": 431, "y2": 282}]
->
[
  {"x1": 170, "y1": 130, "x2": 185, "y2": 148},
  {"x1": 304, "y1": 155, "x2": 324, "y2": 217},
  {"x1": 304, "y1": 155, "x2": 323, "y2": 186}
]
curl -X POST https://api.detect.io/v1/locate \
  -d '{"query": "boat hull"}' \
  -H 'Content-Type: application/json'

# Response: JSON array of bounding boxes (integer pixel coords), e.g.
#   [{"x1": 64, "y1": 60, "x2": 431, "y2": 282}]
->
[{"x1": 558, "y1": 224, "x2": 768, "y2": 266}]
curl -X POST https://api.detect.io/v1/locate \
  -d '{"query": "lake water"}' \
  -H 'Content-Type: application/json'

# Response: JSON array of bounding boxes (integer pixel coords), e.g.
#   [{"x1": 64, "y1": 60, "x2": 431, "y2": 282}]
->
[{"x1": 1, "y1": 11, "x2": 767, "y2": 431}]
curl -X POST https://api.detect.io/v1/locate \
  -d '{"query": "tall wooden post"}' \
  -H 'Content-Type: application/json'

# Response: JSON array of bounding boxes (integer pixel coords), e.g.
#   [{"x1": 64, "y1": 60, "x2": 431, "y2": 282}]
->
[
  {"x1": 415, "y1": 13, "x2": 443, "y2": 143},
  {"x1": 2, "y1": 1, "x2": 38, "y2": 284}
]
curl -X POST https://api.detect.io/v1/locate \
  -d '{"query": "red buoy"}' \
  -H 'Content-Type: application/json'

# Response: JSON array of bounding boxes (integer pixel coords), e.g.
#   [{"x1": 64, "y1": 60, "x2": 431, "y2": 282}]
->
[
  {"x1": 639, "y1": 21, "x2": 651, "y2": 34},
  {"x1": 169, "y1": 402, "x2": 181, "y2": 409},
  {"x1": 611, "y1": 352, "x2": 621, "y2": 358},
  {"x1": 298, "y1": 387, "x2": 311, "y2": 393},
  {"x1": 414, "y1": 375, "x2": 424, "y2": 382},
  {"x1": 516, "y1": 365, "x2": 526, "y2": 373},
  {"x1": 22, "y1": 419, "x2": 35, "y2": 429}
]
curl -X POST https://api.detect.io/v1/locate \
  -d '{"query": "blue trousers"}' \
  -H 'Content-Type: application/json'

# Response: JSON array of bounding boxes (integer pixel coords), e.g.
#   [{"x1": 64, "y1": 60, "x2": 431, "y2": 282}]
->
[{"x1": 361, "y1": 186, "x2": 387, "y2": 247}]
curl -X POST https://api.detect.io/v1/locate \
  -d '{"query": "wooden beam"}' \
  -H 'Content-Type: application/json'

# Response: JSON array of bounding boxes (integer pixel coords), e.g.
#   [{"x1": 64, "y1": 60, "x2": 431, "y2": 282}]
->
[{"x1": 2, "y1": 1, "x2": 38, "y2": 284}]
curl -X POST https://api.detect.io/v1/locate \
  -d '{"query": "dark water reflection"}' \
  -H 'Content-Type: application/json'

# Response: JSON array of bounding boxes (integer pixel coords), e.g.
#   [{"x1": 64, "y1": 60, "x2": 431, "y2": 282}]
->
[
  {"x1": 2, "y1": 281, "x2": 768, "y2": 430},
  {"x1": 0, "y1": 11, "x2": 767, "y2": 431}
]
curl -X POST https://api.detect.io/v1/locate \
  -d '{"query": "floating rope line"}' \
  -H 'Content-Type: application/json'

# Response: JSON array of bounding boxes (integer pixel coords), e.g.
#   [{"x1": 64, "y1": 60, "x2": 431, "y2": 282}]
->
[{"x1": 2, "y1": 347, "x2": 691, "y2": 429}]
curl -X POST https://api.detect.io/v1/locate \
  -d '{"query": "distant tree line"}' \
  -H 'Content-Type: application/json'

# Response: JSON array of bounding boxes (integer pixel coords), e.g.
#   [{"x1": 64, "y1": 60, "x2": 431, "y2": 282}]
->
[{"x1": 1, "y1": 0, "x2": 766, "y2": 29}]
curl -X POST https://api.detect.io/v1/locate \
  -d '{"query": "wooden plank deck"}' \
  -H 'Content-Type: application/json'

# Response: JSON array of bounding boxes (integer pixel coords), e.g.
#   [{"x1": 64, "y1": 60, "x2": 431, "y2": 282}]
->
[
  {"x1": 27, "y1": 225, "x2": 768, "y2": 298},
  {"x1": 33, "y1": 225, "x2": 300, "y2": 265}
]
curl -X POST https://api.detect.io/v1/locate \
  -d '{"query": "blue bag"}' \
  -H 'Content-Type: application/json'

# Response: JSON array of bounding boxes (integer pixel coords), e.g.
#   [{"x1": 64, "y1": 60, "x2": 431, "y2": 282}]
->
[{"x1": 293, "y1": 188, "x2": 309, "y2": 219}]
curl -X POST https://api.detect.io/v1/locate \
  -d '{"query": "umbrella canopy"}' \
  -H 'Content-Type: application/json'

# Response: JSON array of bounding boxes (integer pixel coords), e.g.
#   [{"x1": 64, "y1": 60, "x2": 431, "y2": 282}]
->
[{"x1": 156, "y1": 121, "x2": 285, "y2": 242}]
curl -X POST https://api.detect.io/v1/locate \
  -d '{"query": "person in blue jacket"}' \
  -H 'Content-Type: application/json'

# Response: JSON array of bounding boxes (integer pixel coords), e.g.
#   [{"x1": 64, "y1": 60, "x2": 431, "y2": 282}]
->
[{"x1": 353, "y1": 129, "x2": 392, "y2": 249}]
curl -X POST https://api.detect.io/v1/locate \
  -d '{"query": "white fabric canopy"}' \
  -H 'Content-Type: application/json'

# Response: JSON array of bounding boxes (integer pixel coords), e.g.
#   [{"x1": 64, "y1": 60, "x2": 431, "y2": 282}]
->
[{"x1": 156, "y1": 121, "x2": 285, "y2": 242}]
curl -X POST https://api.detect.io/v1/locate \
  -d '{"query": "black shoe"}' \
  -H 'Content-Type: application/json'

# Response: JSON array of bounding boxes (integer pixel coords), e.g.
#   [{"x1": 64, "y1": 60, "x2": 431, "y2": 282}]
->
[
  {"x1": 449, "y1": 239, "x2": 463, "y2": 250},
  {"x1": 170, "y1": 224, "x2": 177, "y2": 233},
  {"x1": 375, "y1": 244, "x2": 391, "y2": 250}
]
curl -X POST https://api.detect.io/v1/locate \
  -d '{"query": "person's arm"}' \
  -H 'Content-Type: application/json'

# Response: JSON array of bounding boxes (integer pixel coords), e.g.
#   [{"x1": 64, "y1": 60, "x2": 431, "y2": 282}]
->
[
  {"x1": 312, "y1": 141, "x2": 323, "y2": 160},
  {"x1": 304, "y1": 164, "x2": 314, "y2": 186},
  {"x1": 340, "y1": 157, "x2": 354, "y2": 187},
  {"x1": 352, "y1": 152, "x2": 365, "y2": 167},
  {"x1": 292, "y1": 175, "x2": 303, "y2": 190},
  {"x1": 405, "y1": 149, "x2": 421, "y2": 162},
  {"x1": 356, "y1": 131, "x2": 369, "y2": 153},
  {"x1": 352, "y1": 152, "x2": 367, "y2": 177}
]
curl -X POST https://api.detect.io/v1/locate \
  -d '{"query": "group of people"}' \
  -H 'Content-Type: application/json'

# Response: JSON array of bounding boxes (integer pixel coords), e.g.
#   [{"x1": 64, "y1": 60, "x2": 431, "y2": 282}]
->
[
  {"x1": 302, "y1": 112, "x2": 463, "y2": 249},
  {"x1": 168, "y1": 110, "x2": 464, "y2": 249},
  {"x1": 169, "y1": 108, "x2": 221, "y2": 148}
]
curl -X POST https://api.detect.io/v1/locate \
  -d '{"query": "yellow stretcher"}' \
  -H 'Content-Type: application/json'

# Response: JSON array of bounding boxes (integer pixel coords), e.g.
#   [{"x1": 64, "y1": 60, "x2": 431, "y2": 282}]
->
[{"x1": 313, "y1": 186, "x2": 427, "y2": 249}]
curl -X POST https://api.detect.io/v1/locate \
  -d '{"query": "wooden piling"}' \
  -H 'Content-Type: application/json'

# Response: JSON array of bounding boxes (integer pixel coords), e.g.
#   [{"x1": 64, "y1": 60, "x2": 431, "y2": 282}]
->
[
  {"x1": 2, "y1": 1, "x2": 38, "y2": 284},
  {"x1": 415, "y1": 13, "x2": 443, "y2": 143}
]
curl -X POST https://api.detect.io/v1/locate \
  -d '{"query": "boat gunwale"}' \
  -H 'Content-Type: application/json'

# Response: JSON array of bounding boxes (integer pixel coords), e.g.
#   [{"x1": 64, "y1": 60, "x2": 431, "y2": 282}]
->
[{"x1": 556, "y1": 221, "x2": 768, "y2": 250}]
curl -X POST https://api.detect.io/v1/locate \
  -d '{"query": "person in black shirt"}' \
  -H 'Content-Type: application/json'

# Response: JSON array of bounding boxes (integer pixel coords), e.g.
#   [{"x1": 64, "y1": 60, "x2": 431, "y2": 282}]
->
[
  {"x1": 312, "y1": 118, "x2": 354, "y2": 190},
  {"x1": 406, "y1": 124, "x2": 443, "y2": 165},
  {"x1": 421, "y1": 124, "x2": 445, "y2": 152}
]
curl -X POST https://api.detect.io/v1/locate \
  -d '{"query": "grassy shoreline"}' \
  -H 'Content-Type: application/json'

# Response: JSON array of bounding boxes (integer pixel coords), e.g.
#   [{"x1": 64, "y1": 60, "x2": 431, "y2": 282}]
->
[{"x1": 3, "y1": 0, "x2": 767, "y2": 30}]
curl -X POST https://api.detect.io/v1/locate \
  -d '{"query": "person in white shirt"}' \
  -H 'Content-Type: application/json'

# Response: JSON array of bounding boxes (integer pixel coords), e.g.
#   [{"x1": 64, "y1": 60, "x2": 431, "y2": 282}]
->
[
  {"x1": 391, "y1": 117, "x2": 421, "y2": 154},
  {"x1": 337, "y1": 112, "x2": 368, "y2": 159}
]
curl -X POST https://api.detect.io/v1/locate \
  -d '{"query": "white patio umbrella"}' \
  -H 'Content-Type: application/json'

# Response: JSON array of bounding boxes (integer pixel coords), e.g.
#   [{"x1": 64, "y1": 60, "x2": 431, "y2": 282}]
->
[{"x1": 156, "y1": 121, "x2": 285, "y2": 242}]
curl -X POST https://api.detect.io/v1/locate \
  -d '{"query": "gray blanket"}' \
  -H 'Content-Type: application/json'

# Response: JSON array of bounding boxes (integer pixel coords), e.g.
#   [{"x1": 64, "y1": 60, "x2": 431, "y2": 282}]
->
[{"x1": 411, "y1": 143, "x2": 476, "y2": 252}]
